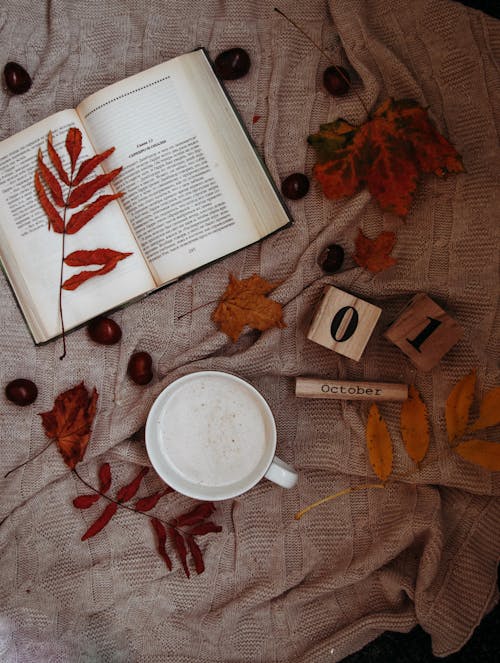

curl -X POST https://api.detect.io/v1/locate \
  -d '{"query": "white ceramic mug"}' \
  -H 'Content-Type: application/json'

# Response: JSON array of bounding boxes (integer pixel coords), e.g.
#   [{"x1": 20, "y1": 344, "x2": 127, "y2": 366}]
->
[{"x1": 145, "y1": 371, "x2": 298, "y2": 500}]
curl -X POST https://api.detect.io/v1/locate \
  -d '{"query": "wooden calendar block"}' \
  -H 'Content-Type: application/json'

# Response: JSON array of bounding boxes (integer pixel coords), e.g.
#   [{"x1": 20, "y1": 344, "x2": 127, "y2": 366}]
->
[
  {"x1": 383, "y1": 293, "x2": 463, "y2": 371},
  {"x1": 307, "y1": 286, "x2": 382, "y2": 361}
]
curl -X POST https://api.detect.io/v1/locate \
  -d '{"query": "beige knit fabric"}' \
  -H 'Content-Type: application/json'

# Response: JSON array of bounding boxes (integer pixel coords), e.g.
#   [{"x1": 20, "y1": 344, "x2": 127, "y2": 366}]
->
[{"x1": 1, "y1": 1, "x2": 499, "y2": 661}]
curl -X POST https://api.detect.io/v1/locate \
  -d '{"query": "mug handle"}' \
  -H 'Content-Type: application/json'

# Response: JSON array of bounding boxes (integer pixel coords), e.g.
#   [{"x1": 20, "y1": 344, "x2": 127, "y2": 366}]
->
[{"x1": 264, "y1": 456, "x2": 298, "y2": 489}]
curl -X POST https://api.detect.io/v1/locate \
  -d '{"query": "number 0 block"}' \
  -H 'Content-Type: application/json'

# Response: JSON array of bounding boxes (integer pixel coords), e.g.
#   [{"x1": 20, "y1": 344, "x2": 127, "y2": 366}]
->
[
  {"x1": 383, "y1": 293, "x2": 463, "y2": 371},
  {"x1": 307, "y1": 286, "x2": 382, "y2": 361}
]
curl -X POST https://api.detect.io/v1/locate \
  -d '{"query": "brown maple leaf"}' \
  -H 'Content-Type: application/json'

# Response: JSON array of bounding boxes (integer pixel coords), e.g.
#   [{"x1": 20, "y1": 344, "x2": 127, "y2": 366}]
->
[
  {"x1": 353, "y1": 230, "x2": 397, "y2": 273},
  {"x1": 308, "y1": 98, "x2": 464, "y2": 217},
  {"x1": 39, "y1": 382, "x2": 98, "y2": 469},
  {"x1": 212, "y1": 273, "x2": 286, "y2": 342}
]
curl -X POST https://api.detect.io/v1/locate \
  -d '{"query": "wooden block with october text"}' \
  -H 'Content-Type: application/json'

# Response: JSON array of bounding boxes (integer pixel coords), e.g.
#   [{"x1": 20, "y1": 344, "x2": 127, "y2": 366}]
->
[
  {"x1": 307, "y1": 286, "x2": 382, "y2": 361},
  {"x1": 383, "y1": 293, "x2": 463, "y2": 371}
]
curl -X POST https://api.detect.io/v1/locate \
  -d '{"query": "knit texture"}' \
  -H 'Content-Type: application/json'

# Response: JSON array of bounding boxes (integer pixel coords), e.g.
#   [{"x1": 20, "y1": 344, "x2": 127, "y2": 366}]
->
[{"x1": 0, "y1": 1, "x2": 499, "y2": 661}]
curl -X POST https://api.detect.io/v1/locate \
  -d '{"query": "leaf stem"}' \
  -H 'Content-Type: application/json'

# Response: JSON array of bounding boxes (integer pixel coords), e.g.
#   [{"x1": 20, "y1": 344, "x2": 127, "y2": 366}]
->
[
  {"x1": 4, "y1": 441, "x2": 53, "y2": 478},
  {"x1": 273, "y1": 7, "x2": 371, "y2": 118},
  {"x1": 294, "y1": 482, "x2": 385, "y2": 520}
]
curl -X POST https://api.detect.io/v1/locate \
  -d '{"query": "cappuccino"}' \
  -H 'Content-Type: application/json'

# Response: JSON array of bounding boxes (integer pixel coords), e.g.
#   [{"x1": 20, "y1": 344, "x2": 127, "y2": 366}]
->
[{"x1": 154, "y1": 373, "x2": 272, "y2": 489}]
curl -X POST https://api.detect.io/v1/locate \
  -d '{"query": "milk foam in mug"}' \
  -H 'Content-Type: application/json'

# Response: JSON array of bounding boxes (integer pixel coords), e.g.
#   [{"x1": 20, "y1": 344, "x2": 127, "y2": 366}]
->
[{"x1": 145, "y1": 371, "x2": 298, "y2": 500}]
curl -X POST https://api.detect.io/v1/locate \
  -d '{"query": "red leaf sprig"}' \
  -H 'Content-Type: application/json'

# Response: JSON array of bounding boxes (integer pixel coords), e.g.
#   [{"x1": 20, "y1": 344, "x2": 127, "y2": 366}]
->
[
  {"x1": 73, "y1": 464, "x2": 222, "y2": 577},
  {"x1": 34, "y1": 127, "x2": 131, "y2": 358}
]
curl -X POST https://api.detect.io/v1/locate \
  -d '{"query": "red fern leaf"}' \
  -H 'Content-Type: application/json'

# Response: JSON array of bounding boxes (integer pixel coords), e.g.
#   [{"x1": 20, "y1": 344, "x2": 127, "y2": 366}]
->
[
  {"x1": 135, "y1": 486, "x2": 173, "y2": 512},
  {"x1": 37, "y1": 149, "x2": 64, "y2": 206},
  {"x1": 73, "y1": 494, "x2": 100, "y2": 509},
  {"x1": 151, "y1": 518, "x2": 172, "y2": 570},
  {"x1": 47, "y1": 131, "x2": 70, "y2": 185},
  {"x1": 99, "y1": 463, "x2": 112, "y2": 493},
  {"x1": 66, "y1": 127, "x2": 82, "y2": 173},
  {"x1": 186, "y1": 535, "x2": 205, "y2": 575},
  {"x1": 34, "y1": 171, "x2": 64, "y2": 233},
  {"x1": 176, "y1": 502, "x2": 215, "y2": 527},
  {"x1": 66, "y1": 193, "x2": 123, "y2": 234},
  {"x1": 81, "y1": 502, "x2": 117, "y2": 541},
  {"x1": 73, "y1": 147, "x2": 115, "y2": 186},
  {"x1": 115, "y1": 467, "x2": 149, "y2": 502},
  {"x1": 188, "y1": 522, "x2": 222, "y2": 536},
  {"x1": 62, "y1": 249, "x2": 132, "y2": 291},
  {"x1": 169, "y1": 526, "x2": 190, "y2": 577},
  {"x1": 67, "y1": 168, "x2": 122, "y2": 208}
]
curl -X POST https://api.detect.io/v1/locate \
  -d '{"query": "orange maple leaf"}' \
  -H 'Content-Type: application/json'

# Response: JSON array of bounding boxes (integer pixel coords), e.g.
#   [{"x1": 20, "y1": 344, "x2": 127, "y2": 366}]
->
[
  {"x1": 39, "y1": 382, "x2": 98, "y2": 469},
  {"x1": 353, "y1": 229, "x2": 397, "y2": 272},
  {"x1": 212, "y1": 273, "x2": 286, "y2": 342},
  {"x1": 308, "y1": 98, "x2": 464, "y2": 217}
]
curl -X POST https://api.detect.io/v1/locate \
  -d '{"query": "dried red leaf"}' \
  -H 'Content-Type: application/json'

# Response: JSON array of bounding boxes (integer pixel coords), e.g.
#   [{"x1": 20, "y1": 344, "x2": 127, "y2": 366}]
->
[
  {"x1": 81, "y1": 502, "x2": 117, "y2": 541},
  {"x1": 37, "y1": 149, "x2": 65, "y2": 207},
  {"x1": 175, "y1": 502, "x2": 215, "y2": 527},
  {"x1": 116, "y1": 467, "x2": 149, "y2": 502},
  {"x1": 73, "y1": 493, "x2": 100, "y2": 509},
  {"x1": 66, "y1": 127, "x2": 82, "y2": 173},
  {"x1": 186, "y1": 535, "x2": 205, "y2": 575},
  {"x1": 308, "y1": 98, "x2": 464, "y2": 217},
  {"x1": 252, "y1": 115, "x2": 261, "y2": 124},
  {"x1": 151, "y1": 518, "x2": 172, "y2": 570},
  {"x1": 169, "y1": 526, "x2": 190, "y2": 578},
  {"x1": 34, "y1": 171, "x2": 64, "y2": 233},
  {"x1": 47, "y1": 131, "x2": 70, "y2": 185},
  {"x1": 188, "y1": 521, "x2": 223, "y2": 536},
  {"x1": 67, "y1": 168, "x2": 122, "y2": 208},
  {"x1": 99, "y1": 463, "x2": 112, "y2": 493},
  {"x1": 73, "y1": 147, "x2": 115, "y2": 186},
  {"x1": 66, "y1": 193, "x2": 124, "y2": 234},
  {"x1": 62, "y1": 249, "x2": 132, "y2": 291},
  {"x1": 39, "y1": 382, "x2": 98, "y2": 469},
  {"x1": 135, "y1": 486, "x2": 173, "y2": 512},
  {"x1": 353, "y1": 230, "x2": 397, "y2": 273}
]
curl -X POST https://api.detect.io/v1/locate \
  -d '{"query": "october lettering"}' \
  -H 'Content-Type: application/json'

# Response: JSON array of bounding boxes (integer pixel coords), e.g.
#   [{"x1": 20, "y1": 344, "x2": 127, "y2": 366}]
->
[{"x1": 321, "y1": 384, "x2": 382, "y2": 395}]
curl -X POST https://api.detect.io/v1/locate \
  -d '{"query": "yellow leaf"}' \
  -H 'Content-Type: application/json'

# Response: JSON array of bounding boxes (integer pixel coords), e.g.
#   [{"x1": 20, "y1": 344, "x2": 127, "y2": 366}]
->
[
  {"x1": 454, "y1": 439, "x2": 500, "y2": 472},
  {"x1": 400, "y1": 385, "x2": 430, "y2": 463},
  {"x1": 445, "y1": 370, "x2": 476, "y2": 443},
  {"x1": 366, "y1": 403, "x2": 393, "y2": 481},
  {"x1": 468, "y1": 386, "x2": 500, "y2": 432}
]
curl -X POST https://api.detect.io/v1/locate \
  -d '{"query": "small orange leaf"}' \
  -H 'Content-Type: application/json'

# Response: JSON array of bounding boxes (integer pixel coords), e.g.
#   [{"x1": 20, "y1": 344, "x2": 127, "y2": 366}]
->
[
  {"x1": 34, "y1": 170, "x2": 64, "y2": 233},
  {"x1": 47, "y1": 131, "x2": 70, "y2": 185},
  {"x1": 212, "y1": 273, "x2": 286, "y2": 342},
  {"x1": 445, "y1": 370, "x2": 476, "y2": 443},
  {"x1": 454, "y1": 439, "x2": 500, "y2": 472},
  {"x1": 353, "y1": 230, "x2": 397, "y2": 273},
  {"x1": 366, "y1": 403, "x2": 393, "y2": 481},
  {"x1": 39, "y1": 382, "x2": 98, "y2": 469},
  {"x1": 67, "y1": 168, "x2": 122, "y2": 208},
  {"x1": 468, "y1": 386, "x2": 500, "y2": 432},
  {"x1": 66, "y1": 192, "x2": 124, "y2": 234},
  {"x1": 400, "y1": 385, "x2": 430, "y2": 463}
]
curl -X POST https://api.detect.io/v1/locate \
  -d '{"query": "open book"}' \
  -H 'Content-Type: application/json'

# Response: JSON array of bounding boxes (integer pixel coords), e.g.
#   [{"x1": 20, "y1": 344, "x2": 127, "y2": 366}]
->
[{"x1": 0, "y1": 49, "x2": 291, "y2": 344}]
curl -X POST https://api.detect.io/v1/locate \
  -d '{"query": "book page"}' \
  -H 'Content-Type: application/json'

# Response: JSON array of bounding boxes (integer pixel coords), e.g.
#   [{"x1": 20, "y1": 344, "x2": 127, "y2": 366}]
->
[
  {"x1": 77, "y1": 50, "x2": 290, "y2": 285},
  {"x1": 0, "y1": 110, "x2": 155, "y2": 343}
]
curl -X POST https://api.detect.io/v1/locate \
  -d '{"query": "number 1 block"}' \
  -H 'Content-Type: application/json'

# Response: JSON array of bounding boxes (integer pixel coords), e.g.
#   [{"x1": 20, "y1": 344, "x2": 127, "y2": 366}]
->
[
  {"x1": 383, "y1": 293, "x2": 463, "y2": 371},
  {"x1": 307, "y1": 286, "x2": 382, "y2": 361}
]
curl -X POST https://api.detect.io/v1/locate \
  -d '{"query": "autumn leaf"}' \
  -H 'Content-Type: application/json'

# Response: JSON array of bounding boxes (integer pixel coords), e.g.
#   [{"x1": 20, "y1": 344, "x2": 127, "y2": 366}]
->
[
  {"x1": 37, "y1": 149, "x2": 64, "y2": 207},
  {"x1": 308, "y1": 98, "x2": 464, "y2": 217},
  {"x1": 47, "y1": 131, "x2": 70, "y2": 185},
  {"x1": 39, "y1": 382, "x2": 98, "y2": 469},
  {"x1": 400, "y1": 385, "x2": 430, "y2": 463},
  {"x1": 66, "y1": 192, "x2": 124, "y2": 234},
  {"x1": 34, "y1": 170, "x2": 64, "y2": 233},
  {"x1": 353, "y1": 229, "x2": 397, "y2": 273},
  {"x1": 62, "y1": 248, "x2": 132, "y2": 290},
  {"x1": 366, "y1": 403, "x2": 393, "y2": 481},
  {"x1": 445, "y1": 370, "x2": 476, "y2": 443},
  {"x1": 67, "y1": 168, "x2": 122, "y2": 208},
  {"x1": 468, "y1": 386, "x2": 500, "y2": 432},
  {"x1": 454, "y1": 439, "x2": 500, "y2": 472},
  {"x1": 73, "y1": 147, "x2": 115, "y2": 186},
  {"x1": 66, "y1": 127, "x2": 82, "y2": 172},
  {"x1": 212, "y1": 273, "x2": 286, "y2": 342}
]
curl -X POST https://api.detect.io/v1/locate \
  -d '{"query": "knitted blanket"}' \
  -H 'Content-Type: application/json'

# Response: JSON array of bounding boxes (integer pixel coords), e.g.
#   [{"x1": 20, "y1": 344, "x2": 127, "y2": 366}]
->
[{"x1": 1, "y1": 1, "x2": 499, "y2": 661}]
